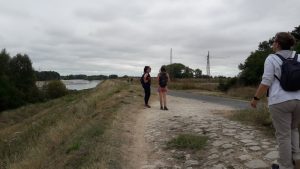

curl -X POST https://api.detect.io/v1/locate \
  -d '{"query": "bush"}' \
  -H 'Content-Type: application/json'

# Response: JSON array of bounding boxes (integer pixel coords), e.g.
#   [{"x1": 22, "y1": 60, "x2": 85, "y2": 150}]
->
[
  {"x1": 44, "y1": 80, "x2": 68, "y2": 99},
  {"x1": 218, "y1": 77, "x2": 237, "y2": 92}
]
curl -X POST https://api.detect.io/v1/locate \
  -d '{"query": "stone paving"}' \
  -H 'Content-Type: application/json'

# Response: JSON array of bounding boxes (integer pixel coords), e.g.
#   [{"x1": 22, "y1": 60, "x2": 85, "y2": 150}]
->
[{"x1": 140, "y1": 96, "x2": 278, "y2": 169}]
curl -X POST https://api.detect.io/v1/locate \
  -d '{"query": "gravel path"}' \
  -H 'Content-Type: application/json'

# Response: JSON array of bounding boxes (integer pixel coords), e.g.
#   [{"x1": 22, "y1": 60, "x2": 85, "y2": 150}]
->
[{"x1": 129, "y1": 95, "x2": 278, "y2": 169}]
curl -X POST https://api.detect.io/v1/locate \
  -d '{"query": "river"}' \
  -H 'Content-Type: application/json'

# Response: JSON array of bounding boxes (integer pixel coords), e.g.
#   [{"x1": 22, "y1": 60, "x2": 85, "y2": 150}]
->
[
  {"x1": 61, "y1": 80, "x2": 102, "y2": 90},
  {"x1": 37, "y1": 80, "x2": 102, "y2": 90}
]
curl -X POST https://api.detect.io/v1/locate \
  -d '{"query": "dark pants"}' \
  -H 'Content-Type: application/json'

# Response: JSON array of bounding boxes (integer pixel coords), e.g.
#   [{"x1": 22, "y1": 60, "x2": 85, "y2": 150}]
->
[{"x1": 143, "y1": 86, "x2": 151, "y2": 105}]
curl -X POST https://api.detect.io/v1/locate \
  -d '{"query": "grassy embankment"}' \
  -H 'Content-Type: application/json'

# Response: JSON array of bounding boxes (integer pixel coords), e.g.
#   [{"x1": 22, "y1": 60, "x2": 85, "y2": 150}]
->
[{"x1": 0, "y1": 80, "x2": 144, "y2": 169}]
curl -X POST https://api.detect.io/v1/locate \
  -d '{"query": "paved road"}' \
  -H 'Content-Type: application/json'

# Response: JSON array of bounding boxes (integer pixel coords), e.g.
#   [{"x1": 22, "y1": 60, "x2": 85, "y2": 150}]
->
[{"x1": 168, "y1": 90, "x2": 250, "y2": 109}]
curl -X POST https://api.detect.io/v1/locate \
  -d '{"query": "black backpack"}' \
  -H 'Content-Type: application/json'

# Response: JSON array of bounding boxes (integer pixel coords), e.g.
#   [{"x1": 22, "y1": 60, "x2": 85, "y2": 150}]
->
[
  {"x1": 140, "y1": 73, "x2": 145, "y2": 86},
  {"x1": 275, "y1": 53, "x2": 300, "y2": 91},
  {"x1": 159, "y1": 73, "x2": 168, "y2": 88}
]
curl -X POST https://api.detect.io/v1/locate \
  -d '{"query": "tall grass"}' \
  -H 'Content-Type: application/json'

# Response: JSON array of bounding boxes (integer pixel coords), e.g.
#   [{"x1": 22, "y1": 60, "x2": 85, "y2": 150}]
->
[
  {"x1": 167, "y1": 79, "x2": 218, "y2": 91},
  {"x1": 226, "y1": 87, "x2": 257, "y2": 100},
  {"x1": 229, "y1": 104, "x2": 274, "y2": 136}
]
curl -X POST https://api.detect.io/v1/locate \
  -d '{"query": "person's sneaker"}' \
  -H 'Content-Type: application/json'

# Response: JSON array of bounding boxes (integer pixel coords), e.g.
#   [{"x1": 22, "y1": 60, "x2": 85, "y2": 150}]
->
[
  {"x1": 145, "y1": 105, "x2": 151, "y2": 108},
  {"x1": 271, "y1": 164, "x2": 279, "y2": 169},
  {"x1": 164, "y1": 107, "x2": 168, "y2": 110},
  {"x1": 295, "y1": 159, "x2": 300, "y2": 169},
  {"x1": 160, "y1": 106, "x2": 163, "y2": 110}
]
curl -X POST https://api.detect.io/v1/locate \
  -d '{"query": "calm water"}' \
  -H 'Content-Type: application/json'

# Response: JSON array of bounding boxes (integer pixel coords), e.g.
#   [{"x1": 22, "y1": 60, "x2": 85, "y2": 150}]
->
[{"x1": 61, "y1": 80, "x2": 102, "y2": 90}]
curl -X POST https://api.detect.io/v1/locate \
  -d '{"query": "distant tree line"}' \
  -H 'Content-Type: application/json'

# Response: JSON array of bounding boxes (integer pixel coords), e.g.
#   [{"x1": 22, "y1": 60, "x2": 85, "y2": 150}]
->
[
  {"x1": 218, "y1": 25, "x2": 300, "y2": 91},
  {"x1": 61, "y1": 74, "x2": 118, "y2": 80},
  {"x1": 35, "y1": 71, "x2": 60, "y2": 81},
  {"x1": 0, "y1": 49, "x2": 68, "y2": 112}
]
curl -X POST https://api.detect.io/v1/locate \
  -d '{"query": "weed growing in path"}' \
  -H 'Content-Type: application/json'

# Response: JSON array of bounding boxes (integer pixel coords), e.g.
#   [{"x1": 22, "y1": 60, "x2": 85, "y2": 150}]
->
[{"x1": 167, "y1": 134, "x2": 208, "y2": 150}]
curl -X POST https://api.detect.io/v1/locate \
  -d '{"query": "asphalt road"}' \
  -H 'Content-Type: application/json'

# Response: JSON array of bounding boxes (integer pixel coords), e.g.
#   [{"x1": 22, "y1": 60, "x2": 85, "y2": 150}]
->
[{"x1": 168, "y1": 90, "x2": 250, "y2": 109}]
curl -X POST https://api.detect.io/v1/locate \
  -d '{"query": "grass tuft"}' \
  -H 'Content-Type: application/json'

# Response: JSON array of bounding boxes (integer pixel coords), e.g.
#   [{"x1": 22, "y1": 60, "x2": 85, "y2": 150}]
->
[
  {"x1": 230, "y1": 106, "x2": 272, "y2": 127},
  {"x1": 66, "y1": 141, "x2": 81, "y2": 154},
  {"x1": 167, "y1": 134, "x2": 208, "y2": 150},
  {"x1": 229, "y1": 105, "x2": 275, "y2": 136}
]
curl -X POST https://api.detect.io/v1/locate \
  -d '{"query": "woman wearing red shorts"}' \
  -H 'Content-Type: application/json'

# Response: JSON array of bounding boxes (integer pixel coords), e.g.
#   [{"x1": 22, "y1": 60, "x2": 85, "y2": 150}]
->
[{"x1": 157, "y1": 66, "x2": 170, "y2": 110}]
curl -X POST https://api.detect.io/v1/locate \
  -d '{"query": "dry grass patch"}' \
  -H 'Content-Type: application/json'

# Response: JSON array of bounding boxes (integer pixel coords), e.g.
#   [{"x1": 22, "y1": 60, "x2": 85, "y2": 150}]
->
[{"x1": 226, "y1": 86, "x2": 256, "y2": 100}]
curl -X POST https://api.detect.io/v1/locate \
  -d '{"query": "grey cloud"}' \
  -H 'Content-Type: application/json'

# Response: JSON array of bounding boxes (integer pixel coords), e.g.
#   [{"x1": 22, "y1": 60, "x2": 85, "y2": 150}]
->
[{"x1": 1, "y1": 0, "x2": 300, "y2": 76}]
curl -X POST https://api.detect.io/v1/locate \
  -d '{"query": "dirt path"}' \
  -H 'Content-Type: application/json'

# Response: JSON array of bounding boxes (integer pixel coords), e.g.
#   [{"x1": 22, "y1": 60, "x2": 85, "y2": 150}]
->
[{"x1": 127, "y1": 95, "x2": 278, "y2": 169}]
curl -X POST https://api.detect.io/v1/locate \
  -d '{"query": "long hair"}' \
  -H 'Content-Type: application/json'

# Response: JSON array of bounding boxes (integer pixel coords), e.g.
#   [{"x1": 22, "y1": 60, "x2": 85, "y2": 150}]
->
[{"x1": 160, "y1": 66, "x2": 166, "y2": 73}]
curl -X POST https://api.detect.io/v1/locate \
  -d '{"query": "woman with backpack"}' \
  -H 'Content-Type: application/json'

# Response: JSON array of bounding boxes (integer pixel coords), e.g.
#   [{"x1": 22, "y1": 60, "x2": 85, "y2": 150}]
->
[
  {"x1": 157, "y1": 66, "x2": 170, "y2": 110},
  {"x1": 142, "y1": 66, "x2": 151, "y2": 108}
]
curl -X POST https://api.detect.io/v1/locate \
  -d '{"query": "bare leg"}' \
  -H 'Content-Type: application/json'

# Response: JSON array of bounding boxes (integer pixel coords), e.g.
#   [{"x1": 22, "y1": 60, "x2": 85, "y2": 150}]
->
[
  {"x1": 163, "y1": 92, "x2": 167, "y2": 107},
  {"x1": 163, "y1": 92, "x2": 168, "y2": 110},
  {"x1": 159, "y1": 92, "x2": 163, "y2": 108}
]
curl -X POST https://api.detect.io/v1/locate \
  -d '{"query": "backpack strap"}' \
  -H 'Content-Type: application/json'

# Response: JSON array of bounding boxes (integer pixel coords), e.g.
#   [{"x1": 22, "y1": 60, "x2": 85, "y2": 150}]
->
[
  {"x1": 274, "y1": 54, "x2": 285, "y2": 82},
  {"x1": 275, "y1": 54, "x2": 286, "y2": 62},
  {"x1": 293, "y1": 53, "x2": 298, "y2": 61}
]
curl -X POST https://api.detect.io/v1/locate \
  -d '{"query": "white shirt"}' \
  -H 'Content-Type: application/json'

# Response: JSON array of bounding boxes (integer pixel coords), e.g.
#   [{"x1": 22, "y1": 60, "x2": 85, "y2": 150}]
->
[{"x1": 261, "y1": 50, "x2": 300, "y2": 106}]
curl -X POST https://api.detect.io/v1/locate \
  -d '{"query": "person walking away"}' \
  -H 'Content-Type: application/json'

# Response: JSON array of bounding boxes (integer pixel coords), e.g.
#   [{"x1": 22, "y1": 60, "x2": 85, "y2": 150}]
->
[
  {"x1": 142, "y1": 66, "x2": 151, "y2": 108},
  {"x1": 157, "y1": 66, "x2": 170, "y2": 110},
  {"x1": 250, "y1": 32, "x2": 300, "y2": 169}
]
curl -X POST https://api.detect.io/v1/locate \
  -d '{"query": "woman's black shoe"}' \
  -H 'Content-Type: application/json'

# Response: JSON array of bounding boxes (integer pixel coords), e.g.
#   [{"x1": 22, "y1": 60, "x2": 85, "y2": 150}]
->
[
  {"x1": 160, "y1": 106, "x2": 163, "y2": 110},
  {"x1": 164, "y1": 107, "x2": 168, "y2": 110},
  {"x1": 271, "y1": 164, "x2": 279, "y2": 169}
]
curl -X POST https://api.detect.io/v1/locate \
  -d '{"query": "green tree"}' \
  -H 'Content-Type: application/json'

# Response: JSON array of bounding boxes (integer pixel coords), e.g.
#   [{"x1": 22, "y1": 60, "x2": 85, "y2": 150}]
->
[
  {"x1": 0, "y1": 50, "x2": 27, "y2": 111},
  {"x1": 292, "y1": 25, "x2": 300, "y2": 53},
  {"x1": 0, "y1": 49, "x2": 10, "y2": 76},
  {"x1": 194, "y1": 69, "x2": 202, "y2": 78},
  {"x1": 182, "y1": 67, "x2": 194, "y2": 78},
  {"x1": 165, "y1": 63, "x2": 186, "y2": 79},
  {"x1": 291, "y1": 25, "x2": 300, "y2": 40},
  {"x1": 9, "y1": 53, "x2": 39, "y2": 103}
]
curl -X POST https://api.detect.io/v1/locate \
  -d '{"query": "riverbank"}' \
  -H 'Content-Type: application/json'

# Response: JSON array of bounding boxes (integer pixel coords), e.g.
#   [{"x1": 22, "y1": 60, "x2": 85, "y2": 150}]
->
[{"x1": 0, "y1": 80, "x2": 144, "y2": 169}]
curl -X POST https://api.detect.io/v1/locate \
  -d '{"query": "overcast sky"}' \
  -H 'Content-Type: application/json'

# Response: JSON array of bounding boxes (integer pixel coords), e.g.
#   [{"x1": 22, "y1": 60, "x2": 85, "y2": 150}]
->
[{"x1": 0, "y1": 0, "x2": 299, "y2": 77}]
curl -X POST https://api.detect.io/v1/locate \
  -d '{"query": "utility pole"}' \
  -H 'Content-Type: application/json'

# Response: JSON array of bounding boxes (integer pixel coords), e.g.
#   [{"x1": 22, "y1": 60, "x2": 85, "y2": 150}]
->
[
  {"x1": 206, "y1": 51, "x2": 211, "y2": 76},
  {"x1": 170, "y1": 48, "x2": 173, "y2": 65}
]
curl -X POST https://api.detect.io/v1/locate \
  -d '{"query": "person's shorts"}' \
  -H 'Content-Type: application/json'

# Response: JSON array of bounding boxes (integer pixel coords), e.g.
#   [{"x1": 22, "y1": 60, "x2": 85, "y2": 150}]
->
[{"x1": 158, "y1": 87, "x2": 167, "y2": 93}]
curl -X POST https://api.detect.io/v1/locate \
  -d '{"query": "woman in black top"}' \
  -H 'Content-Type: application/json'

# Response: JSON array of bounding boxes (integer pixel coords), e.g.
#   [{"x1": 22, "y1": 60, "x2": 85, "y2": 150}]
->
[{"x1": 142, "y1": 66, "x2": 151, "y2": 108}]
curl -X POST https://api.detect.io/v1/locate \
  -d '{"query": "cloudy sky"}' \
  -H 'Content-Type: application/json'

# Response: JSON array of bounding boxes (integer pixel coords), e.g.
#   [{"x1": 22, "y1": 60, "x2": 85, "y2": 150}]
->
[{"x1": 0, "y1": 0, "x2": 299, "y2": 77}]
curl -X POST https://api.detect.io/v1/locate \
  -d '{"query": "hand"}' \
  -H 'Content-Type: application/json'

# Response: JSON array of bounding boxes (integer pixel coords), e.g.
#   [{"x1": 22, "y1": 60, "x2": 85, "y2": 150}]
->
[{"x1": 250, "y1": 99, "x2": 258, "y2": 108}]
